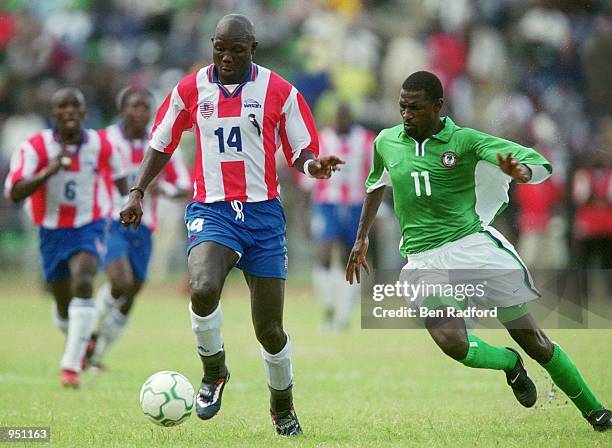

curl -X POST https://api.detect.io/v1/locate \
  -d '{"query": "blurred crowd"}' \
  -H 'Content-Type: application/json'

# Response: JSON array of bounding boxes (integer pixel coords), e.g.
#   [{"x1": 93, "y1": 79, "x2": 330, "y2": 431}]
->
[{"x1": 0, "y1": 0, "x2": 610, "y2": 294}]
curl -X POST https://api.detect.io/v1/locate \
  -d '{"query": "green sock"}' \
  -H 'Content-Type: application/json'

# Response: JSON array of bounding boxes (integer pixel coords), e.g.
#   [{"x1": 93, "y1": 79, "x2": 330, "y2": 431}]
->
[
  {"x1": 541, "y1": 343, "x2": 603, "y2": 417},
  {"x1": 460, "y1": 335, "x2": 517, "y2": 371}
]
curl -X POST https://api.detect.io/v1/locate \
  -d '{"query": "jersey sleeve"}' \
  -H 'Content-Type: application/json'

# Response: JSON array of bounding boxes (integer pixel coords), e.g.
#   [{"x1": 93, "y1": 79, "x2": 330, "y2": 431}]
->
[
  {"x1": 365, "y1": 138, "x2": 391, "y2": 193},
  {"x1": 149, "y1": 78, "x2": 195, "y2": 154},
  {"x1": 279, "y1": 89, "x2": 319, "y2": 166},
  {"x1": 3, "y1": 141, "x2": 40, "y2": 199},
  {"x1": 471, "y1": 131, "x2": 553, "y2": 184}
]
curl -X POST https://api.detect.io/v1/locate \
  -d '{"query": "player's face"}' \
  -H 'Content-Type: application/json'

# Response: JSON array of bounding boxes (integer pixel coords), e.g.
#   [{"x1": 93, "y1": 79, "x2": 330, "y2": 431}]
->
[
  {"x1": 212, "y1": 36, "x2": 256, "y2": 84},
  {"x1": 336, "y1": 105, "x2": 352, "y2": 135},
  {"x1": 123, "y1": 93, "x2": 151, "y2": 133},
  {"x1": 399, "y1": 89, "x2": 442, "y2": 140},
  {"x1": 52, "y1": 92, "x2": 86, "y2": 134}
]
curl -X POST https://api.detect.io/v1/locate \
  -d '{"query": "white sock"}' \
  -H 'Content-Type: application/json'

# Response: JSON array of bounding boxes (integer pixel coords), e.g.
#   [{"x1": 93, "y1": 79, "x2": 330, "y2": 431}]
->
[
  {"x1": 335, "y1": 276, "x2": 360, "y2": 329},
  {"x1": 313, "y1": 266, "x2": 335, "y2": 312},
  {"x1": 189, "y1": 302, "x2": 223, "y2": 357},
  {"x1": 90, "y1": 308, "x2": 128, "y2": 365},
  {"x1": 260, "y1": 333, "x2": 293, "y2": 390},
  {"x1": 94, "y1": 282, "x2": 118, "y2": 333},
  {"x1": 60, "y1": 297, "x2": 96, "y2": 372}
]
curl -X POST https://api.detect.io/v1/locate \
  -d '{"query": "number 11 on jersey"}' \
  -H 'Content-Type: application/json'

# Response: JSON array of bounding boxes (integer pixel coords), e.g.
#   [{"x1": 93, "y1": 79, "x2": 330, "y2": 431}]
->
[{"x1": 411, "y1": 171, "x2": 431, "y2": 197}]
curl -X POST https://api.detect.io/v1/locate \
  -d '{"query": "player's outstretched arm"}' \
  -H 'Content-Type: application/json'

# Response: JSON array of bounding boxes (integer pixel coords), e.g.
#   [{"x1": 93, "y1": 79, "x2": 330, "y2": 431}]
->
[
  {"x1": 10, "y1": 150, "x2": 71, "y2": 202},
  {"x1": 293, "y1": 149, "x2": 345, "y2": 179},
  {"x1": 497, "y1": 152, "x2": 532, "y2": 183},
  {"x1": 345, "y1": 186, "x2": 385, "y2": 284},
  {"x1": 120, "y1": 147, "x2": 171, "y2": 228}
]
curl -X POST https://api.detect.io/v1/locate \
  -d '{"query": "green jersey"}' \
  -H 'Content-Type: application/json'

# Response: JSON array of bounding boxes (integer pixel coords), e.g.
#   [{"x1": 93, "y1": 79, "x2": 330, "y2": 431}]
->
[{"x1": 365, "y1": 117, "x2": 552, "y2": 255}]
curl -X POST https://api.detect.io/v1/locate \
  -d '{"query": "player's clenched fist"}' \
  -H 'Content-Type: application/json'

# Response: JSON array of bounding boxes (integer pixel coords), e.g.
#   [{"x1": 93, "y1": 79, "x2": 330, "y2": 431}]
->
[{"x1": 120, "y1": 192, "x2": 144, "y2": 228}]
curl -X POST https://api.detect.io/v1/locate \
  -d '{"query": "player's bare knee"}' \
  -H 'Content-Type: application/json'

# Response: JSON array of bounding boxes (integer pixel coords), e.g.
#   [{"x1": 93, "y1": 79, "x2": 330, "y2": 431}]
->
[
  {"x1": 71, "y1": 274, "x2": 94, "y2": 298},
  {"x1": 190, "y1": 278, "x2": 221, "y2": 315},
  {"x1": 255, "y1": 322, "x2": 285, "y2": 354}
]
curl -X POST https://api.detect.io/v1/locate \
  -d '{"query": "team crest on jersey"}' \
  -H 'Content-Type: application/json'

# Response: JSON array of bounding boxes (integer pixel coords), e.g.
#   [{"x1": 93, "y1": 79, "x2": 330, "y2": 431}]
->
[
  {"x1": 243, "y1": 98, "x2": 261, "y2": 109},
  {"x1": 441, "y1": 151, "x2": 459, "y2": 168},
  {"x1": 199, "y1": 101, "x2": 214, "y2": 119}
]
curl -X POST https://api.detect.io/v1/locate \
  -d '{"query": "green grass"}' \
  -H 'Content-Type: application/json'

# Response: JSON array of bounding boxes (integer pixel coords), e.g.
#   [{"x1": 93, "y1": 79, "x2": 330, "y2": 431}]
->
[{"x1": 0, "y1": 276, "x2": 610, "y2": 447}]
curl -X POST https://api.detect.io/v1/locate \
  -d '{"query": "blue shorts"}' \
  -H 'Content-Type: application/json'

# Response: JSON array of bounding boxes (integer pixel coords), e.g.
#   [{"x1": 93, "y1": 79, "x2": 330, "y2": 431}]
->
[
  {"x1": 39, "y1": 219, "x2": 107, "y2": 284},
  {"x1": 104, "y1": 220, "x2": 153, "y2": 283},
  {"x1": 185, "y1": 199, "x2": 288, "y2": 279},
  {"x1": 311, "y1": 203, "x2": 362, "y2": 248}
]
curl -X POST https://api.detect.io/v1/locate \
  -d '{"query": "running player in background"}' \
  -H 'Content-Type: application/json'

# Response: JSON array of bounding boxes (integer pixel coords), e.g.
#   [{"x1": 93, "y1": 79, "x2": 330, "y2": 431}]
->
[
  {"x1": 308, "y1": 103, "x2": 374, "y2": 330},
  {"x1": 119, "y1": 14, "x2": 344, "y2": 436},
  {"x1": 86, "y1": 86, "x2": 192, "y2": 371},
  {"x1": 346, "y1": 71, "x2": 611, "y2": 432},
  {"x1": 3, "y1": 88, "x2": 127, "y2": 388}
]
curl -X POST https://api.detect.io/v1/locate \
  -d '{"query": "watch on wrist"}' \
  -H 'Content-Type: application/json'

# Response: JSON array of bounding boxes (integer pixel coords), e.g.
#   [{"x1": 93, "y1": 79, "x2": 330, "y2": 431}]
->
[
  {"x1": 129, "y1": 186, "x2": 145, "y2": 198},
  {"x1": 304, "y1": 159, "x2": 316, "y2": 178}
]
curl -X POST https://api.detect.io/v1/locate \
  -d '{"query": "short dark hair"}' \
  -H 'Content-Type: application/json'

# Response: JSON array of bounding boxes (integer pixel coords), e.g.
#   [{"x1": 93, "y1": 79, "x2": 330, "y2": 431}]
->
[
  {"x1": 116, "y1": 86, "x2": 152, "y2": 111},
  {"x1": 215, "y1": 14, "x2": 256, "y2": 41},
  {"x1": 401, "y1": 71, "x2": 443, "y2": 101}
]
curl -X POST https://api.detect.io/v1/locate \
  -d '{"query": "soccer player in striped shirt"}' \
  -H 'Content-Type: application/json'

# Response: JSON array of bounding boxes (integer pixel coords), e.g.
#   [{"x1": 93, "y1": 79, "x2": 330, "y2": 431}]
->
[
  {"x1": 4, "y1": 88, "x2": 128, "y2": 388},
  {"x1": 346, "y1": 71, "x2": 611, "y2": 432},
  {"x1": 308, "y1": 103, "x2": 374, "y2": 330},
  {"x1": 120, "y1": 14, "x2": 344, "y2": 436},
  {"x1": 86, "y1": 86, "x2": 192, "y2": 371}
]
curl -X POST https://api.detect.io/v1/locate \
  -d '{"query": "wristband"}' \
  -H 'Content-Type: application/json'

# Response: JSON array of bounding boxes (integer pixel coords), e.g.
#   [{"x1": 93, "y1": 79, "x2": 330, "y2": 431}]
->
[
  {"x1": 304, "y1": 159, "x2": 316, "y2": 178},
  {"x1": 129, "y1": 186, "x2": 145, "y2": 198}
]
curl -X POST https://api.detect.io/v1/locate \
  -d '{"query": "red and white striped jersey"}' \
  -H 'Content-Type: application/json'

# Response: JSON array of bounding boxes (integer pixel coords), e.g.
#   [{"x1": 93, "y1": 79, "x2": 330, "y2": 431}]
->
[
  {"x1": 310, "y1": 125, "x2": 374, "y2": 205},
  {"x1": 4, "y1": 128, "x2": 126, "y2": 229},
  {"x1": 150, "y1": 63, "x2": 319, "y2": 203},
  {"x1": 102, "y1": 123, "x2": 192, "y2": 231}
]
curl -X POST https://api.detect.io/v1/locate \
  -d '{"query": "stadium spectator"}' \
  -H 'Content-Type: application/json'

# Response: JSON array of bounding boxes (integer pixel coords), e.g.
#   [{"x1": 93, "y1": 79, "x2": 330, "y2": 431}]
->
[{"x1": 572, "y1": 151, "x2": 612, "y2": 298}]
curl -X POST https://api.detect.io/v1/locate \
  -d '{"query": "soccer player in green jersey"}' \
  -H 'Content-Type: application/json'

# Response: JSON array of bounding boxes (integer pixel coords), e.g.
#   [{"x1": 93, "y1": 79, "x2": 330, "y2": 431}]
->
[{"x1": 345, "y1": 71, "x2": 611, "y2": 432}]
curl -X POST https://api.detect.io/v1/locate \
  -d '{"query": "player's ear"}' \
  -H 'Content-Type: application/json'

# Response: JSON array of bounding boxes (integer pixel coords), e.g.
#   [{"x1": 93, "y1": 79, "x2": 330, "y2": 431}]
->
[
  {"x1": 251, "y1": 40, "x2": 258, "y2": 55},
  {"x1": 433, "y1": 98, "x2": 443, "y2": 114}
]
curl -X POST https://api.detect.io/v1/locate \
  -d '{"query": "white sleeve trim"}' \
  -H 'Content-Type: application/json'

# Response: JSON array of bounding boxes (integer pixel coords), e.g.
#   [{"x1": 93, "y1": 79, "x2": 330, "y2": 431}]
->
[
  {"x1": 149, "y1": 142, "x2": 167, "y2": 153},
  {"x1": 366, "y1": 168, "x2": 391, "y2": 193},
  {"x1": 526, "y1": 164, "x2": 551, "y2": 184}
]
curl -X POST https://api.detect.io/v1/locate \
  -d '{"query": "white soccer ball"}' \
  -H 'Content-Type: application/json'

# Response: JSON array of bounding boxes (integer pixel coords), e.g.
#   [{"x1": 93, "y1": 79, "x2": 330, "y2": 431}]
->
[{"x1": 139, "y1": 371, "x2": 195, "y2": 427}]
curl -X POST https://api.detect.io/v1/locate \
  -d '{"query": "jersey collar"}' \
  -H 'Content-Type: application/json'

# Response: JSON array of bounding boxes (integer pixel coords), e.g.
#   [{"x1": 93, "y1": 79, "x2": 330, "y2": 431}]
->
[
  {"x1": 396, "y1": 116, "x2": 458, "y2": 142},
  {"x1": 207, "y1": 63, "x2": 259, "y2": 98},
  {"x1": 52, "y1": 128, "x2": 88, "y2": 145},
  {"x1": 430, "y1": 116, "x2": 457, "y2": 142}
]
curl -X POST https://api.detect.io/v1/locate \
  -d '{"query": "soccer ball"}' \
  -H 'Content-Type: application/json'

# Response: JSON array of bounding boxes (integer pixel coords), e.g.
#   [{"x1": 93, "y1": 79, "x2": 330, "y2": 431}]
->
[{"x1": 139, "y1": 371, "x2": 195, "y2": 426}]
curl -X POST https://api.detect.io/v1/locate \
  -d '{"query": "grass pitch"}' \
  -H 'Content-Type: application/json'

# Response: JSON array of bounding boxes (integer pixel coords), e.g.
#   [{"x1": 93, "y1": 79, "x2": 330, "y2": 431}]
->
[{"x1": 0, "y1": 275, "x2": 610, "y2": 447}]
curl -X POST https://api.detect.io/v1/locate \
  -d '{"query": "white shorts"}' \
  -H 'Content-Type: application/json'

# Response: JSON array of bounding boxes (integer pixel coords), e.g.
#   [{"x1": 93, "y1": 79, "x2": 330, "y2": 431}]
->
[{"x1": 399, "y1": 227, "x2": 540, "y2": 310}]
